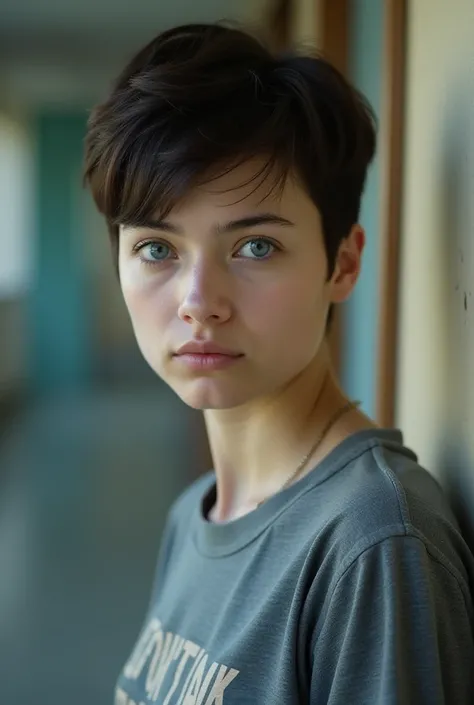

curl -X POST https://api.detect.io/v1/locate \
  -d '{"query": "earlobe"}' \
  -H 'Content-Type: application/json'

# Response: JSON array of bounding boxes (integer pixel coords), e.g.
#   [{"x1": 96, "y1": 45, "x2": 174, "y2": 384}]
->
[
  {"x1": 330, "y1": 272, "x2": 357, "y2": 305},
  {"x1": 329, "y1": 225, "x2": 365, "y2": 303}
]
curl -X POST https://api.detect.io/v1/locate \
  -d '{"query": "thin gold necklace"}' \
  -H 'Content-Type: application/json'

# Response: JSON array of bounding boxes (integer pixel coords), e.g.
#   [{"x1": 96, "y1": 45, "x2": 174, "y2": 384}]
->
[{"x1": 256, "y1": 397, "x2": 361, "y2": 507}]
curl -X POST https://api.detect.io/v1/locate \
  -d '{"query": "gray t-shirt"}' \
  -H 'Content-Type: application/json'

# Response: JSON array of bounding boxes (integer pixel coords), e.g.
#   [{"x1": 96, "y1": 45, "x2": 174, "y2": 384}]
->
[{"x1": 115, "y1": 429, "x2": 474, "y2": 704}]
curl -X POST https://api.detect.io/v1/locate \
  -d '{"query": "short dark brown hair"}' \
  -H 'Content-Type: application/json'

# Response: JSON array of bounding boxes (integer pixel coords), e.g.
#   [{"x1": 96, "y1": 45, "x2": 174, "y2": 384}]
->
[{"x1": 84, "y1": 22, "x2": 376, "y2": 300}]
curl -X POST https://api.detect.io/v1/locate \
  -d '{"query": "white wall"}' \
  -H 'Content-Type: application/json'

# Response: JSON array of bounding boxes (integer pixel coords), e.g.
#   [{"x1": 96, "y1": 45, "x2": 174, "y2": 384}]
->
[{"x1": 397, "y1": 0, "x2": 474, "y2": 536}]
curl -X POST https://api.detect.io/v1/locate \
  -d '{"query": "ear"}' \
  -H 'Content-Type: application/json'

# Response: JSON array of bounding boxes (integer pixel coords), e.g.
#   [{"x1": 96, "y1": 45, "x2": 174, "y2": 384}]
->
[{"x1": 328, "y1": 224, "x2": 365, "y2": 303}]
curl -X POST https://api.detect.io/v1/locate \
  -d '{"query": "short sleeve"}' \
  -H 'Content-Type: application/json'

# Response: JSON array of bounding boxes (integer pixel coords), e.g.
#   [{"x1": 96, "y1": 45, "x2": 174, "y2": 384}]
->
[{"x1": 310, "y1": 535, "x2": 474, "y2": 704}]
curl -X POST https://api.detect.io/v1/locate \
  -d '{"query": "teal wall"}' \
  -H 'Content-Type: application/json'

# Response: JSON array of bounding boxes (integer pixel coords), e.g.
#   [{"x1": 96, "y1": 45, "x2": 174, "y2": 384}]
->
[
  {"x1": 30, "y1": 111, "x2": 92, "y2": 395},
  {"x1": 341, "y1": 0, "x2": 384, "y2": 418}
]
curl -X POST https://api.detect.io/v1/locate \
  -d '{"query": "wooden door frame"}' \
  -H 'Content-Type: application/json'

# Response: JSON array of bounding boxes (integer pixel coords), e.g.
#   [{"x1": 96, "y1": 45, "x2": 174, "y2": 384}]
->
[{"x1": 375, "y1": 0, "x2": 407, "y2": 426}]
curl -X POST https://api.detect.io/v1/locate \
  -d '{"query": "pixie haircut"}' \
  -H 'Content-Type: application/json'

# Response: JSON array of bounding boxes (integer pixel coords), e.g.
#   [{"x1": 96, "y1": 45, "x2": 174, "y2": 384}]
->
[{"x1": 84, "y1": 22, "x2": 376, "y2": 288}]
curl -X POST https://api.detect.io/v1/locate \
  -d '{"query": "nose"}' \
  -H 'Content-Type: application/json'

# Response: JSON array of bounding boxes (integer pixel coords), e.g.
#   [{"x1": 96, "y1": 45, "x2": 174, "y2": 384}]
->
[{"x1": 177, "y1": 261, "x2": 232, "y2": 326}]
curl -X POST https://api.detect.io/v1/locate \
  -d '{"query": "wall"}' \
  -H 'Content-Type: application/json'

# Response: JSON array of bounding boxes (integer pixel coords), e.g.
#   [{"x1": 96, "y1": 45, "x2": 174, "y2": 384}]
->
[{"x1": 397, "y1": 0, "x2": 474, "y2": 540}]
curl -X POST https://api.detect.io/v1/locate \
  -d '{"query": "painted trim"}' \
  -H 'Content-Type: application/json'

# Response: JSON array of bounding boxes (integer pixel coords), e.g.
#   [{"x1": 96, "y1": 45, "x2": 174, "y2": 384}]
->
[{"x1": 376, "y1": 0, "x2": 407, "y2": 426}]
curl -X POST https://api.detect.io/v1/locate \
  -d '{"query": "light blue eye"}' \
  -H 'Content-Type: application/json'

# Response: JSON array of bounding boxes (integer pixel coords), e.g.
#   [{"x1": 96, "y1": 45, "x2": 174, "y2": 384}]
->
[
  {"x1": 141, "y1": 242, "x2": 171, "y2": 261},
  {"x1": 238, "y1": 238, "x2": 274, "y2": 259}
]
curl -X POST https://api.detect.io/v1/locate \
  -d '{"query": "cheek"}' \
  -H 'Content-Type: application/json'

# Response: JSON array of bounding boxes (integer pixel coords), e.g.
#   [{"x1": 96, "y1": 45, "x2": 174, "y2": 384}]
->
[
  {"x1": 120, "y1": 276, "x2": 146, "y2": 323},
  {"x1": 241, "y1": 278, "x2": 327, "y2": 347},
  {"x1": 120, "y1": 277, "x2": 173, "y2": 337}
]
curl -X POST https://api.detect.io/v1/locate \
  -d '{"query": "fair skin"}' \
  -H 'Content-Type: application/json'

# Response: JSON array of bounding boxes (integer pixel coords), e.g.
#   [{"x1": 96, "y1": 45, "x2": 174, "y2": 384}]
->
[{"x1": 119, "y1": 160, "x2": 377, "y2": 522}]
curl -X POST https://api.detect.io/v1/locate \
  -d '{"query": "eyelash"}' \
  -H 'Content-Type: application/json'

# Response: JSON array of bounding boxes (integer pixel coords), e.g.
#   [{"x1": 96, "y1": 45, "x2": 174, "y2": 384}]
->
[
  {"x1": 132, "y1": 237, "x2": 282, "y2": 266},
  {"x1": 132, "y1": 240, "x2": 178, "y2": 265}
]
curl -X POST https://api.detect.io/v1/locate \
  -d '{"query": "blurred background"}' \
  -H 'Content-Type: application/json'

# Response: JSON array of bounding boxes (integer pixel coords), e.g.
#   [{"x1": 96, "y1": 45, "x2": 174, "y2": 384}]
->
[{"x1": 0, "y1": 0, "x2": 472, "y2": 702}]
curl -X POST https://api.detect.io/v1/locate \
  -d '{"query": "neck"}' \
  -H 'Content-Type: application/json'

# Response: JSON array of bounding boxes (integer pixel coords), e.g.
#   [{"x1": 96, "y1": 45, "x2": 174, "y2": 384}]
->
[{"x1": 203, "y1": 342, "x2": 359, "y2": 522}]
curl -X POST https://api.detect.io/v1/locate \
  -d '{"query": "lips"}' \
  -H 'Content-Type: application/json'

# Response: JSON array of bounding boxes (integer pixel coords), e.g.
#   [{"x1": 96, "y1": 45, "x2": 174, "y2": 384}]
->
[
  {"x1": 172, "y1": 341, "x2": 244, "y2": 372},
  {"x1": 174, "y1": 341, "x2": 242, "y2": 357}
]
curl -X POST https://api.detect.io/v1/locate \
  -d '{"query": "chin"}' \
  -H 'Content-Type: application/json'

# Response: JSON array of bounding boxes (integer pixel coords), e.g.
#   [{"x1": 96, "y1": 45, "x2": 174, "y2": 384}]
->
[
  {"x1": 171, "y1": 379, "x2": 259, "y2": 410},
  {"x1": 175, "y1": 389, "x2": 246, "y2": 411}
]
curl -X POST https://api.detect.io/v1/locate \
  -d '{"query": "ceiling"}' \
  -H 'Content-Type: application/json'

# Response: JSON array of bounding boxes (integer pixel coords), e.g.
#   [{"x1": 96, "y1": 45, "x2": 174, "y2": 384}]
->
[
  {"x1": 0, "y1": 0, "x2": 268, "y2": 104},
  {"x1": 0, "y1": 0, "x2": 266, "y2": 62}
]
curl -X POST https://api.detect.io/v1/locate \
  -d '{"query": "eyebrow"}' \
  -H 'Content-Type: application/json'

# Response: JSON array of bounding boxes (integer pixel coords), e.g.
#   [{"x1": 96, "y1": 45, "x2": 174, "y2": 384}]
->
[{"x1": 123, "y1": 213, "x2": 295, "y2": 234}]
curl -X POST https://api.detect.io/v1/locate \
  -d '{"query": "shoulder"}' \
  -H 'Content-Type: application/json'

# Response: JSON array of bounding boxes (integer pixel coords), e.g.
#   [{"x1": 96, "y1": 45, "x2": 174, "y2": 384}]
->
[
  {"x1": 300, "y1": 431, "x2": 473, "y2": 592},
  {"x1": 299, "y1": 433, "x2": 474, "y2": 642}
]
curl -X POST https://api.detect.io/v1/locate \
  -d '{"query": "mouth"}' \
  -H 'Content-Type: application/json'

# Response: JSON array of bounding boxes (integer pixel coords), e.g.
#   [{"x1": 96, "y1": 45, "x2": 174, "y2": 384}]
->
[
  {"x1": 172, "y1": 350, "x2": 244, "y2": 371},
  {"x1": 175, "y1": 341, "x2": 242, "y2": 357}
]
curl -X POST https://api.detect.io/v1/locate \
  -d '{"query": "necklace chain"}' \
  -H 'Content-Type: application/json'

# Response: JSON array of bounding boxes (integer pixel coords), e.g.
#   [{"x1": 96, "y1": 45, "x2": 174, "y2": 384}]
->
[{"x1": 257, "y1": 398, "x2": 361, "y2": 507}]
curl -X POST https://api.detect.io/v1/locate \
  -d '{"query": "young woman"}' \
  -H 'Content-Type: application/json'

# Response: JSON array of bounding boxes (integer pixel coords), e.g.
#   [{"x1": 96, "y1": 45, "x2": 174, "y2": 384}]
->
[{"x1": 84, "y1": 23, "x2": 474, "y2": 705}]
